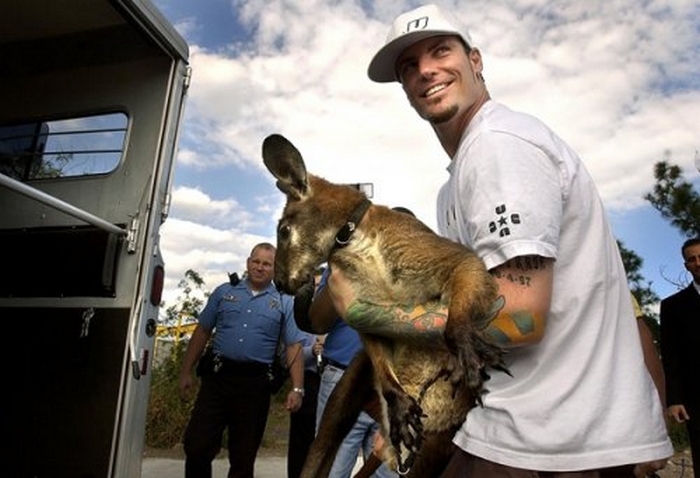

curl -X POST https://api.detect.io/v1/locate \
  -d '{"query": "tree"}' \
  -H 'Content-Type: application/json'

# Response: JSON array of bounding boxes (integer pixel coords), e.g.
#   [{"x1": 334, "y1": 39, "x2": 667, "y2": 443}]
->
[
  {"x1": 644, "y1": 160, "x2": 700, "y2": 238},
  {"x1": 146, "y1": 270, "x2": 208, "y2": 448},
  {"x1": 618, "y1": 240, "x2": 659, "y2": 314},
  {"x1": 159, "y1": 269, "x2": 208, "y2": 341},
  {"x1": 618, "y1": 240, "x2": 660, "y2": 346}
]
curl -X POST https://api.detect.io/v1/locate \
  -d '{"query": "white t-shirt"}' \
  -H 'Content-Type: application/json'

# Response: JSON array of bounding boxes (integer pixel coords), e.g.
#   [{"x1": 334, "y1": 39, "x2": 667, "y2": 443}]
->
[{"x1": 438, "y1": 100, "x2": 672, "y2": 471}]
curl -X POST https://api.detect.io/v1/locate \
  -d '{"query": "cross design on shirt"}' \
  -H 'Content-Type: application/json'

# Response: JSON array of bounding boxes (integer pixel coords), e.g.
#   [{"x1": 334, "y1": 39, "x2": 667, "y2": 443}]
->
[{"x1": 489, "y1": 204, "x2": 521, "y2": 237}]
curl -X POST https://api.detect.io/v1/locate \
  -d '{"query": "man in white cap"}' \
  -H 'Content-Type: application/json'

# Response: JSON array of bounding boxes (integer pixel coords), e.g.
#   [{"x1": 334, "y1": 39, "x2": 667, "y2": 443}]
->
[{"x1": 327, "y1": 4, "x2": 672, "y2": 477}]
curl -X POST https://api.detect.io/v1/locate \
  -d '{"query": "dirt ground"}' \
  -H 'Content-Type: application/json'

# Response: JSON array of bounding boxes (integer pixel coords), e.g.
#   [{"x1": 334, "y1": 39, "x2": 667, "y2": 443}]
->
[
  {"x1": 145, "y1": 398, "x2": 695, "y2": 477},
  {"x1": 144, "y1": 447, "x2": 694, "y2": 478},
  {"x1": 656, "y1": 450, "x2": 694, "y2": 478}
]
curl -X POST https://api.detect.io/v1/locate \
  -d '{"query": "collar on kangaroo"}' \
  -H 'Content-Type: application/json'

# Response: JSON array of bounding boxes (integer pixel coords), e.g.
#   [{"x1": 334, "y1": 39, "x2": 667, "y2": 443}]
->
[{"x1": 334, "y1": 198, "x2": 372, "y2": 248}]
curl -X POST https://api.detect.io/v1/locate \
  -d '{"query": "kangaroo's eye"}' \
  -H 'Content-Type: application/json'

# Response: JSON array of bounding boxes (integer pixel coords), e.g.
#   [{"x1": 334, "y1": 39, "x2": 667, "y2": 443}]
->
[{"x1": 278, "y1": 224, "x2": 291, "y2": 240}]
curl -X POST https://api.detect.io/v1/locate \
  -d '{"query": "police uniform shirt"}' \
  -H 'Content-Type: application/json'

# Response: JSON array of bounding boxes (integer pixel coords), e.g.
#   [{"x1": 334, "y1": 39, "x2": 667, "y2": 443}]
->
[{"x1": 198, "y1": 279, "x2": 303, "y2": 363}]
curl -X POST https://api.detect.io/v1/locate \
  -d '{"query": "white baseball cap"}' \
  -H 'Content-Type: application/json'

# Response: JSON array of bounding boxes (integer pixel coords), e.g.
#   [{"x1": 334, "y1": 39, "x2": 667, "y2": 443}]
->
[{"x1": 367, "y1": 4, "x2": 471, "y2": 83}]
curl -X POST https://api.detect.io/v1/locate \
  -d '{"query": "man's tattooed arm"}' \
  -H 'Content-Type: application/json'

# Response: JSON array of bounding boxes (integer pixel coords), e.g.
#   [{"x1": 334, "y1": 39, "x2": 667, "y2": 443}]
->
[
  {"x1": 483, "y1": 255, "x2": 552, "y2": 347},
  {"x1": 338, "y1": 254, "x2": 552, "y2": 349},
  {"x1": 344, "y1": 299, "x2": 449, "y2": 345}
]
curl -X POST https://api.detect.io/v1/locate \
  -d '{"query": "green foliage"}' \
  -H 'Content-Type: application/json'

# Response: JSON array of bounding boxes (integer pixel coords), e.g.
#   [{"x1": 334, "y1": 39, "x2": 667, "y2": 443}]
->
[
  {"x1": 667, "y1": 421, "x2": 690, "y2": 453},
  {"x1": 161, "y1": 269, "x2": 207, "y2": 330},
  {"x1": 618, "y1": 240, "x2": 659, "y2": 323},
  {"x1": 145, "y1": 335, "x2": 291, "y2": 451},
  {"x1": 146, "y1": 341, "x2": 195, "y2": 448},
  {"x1": 644, "y1": 160, "x2": 700, "y2": 238}
]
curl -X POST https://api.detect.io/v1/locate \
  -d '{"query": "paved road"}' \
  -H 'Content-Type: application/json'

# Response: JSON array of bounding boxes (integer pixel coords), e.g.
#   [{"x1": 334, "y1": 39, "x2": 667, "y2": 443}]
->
[
  {"x1": 141, "y1": 455, "x2": 365, "y2": 478},
  {"x1": 141, "y1": 456, "x2": 286, "y2": 478},
  {"x1": 142, "y1": 452, "x2": 693, "y2": 478}
]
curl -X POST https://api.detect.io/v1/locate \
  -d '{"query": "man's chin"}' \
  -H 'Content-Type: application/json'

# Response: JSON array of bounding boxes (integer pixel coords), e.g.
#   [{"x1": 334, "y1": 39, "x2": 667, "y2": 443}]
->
[{"x1": 419, "y1": 103, "x2": 458, "y2": 124}]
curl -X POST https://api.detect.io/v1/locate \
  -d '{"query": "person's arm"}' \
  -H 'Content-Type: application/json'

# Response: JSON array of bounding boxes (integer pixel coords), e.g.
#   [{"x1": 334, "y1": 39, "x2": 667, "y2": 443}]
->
[
  {"x1": 285, "y1": 341, "x2": 304, "y2": 412},
  {"x1": 282, "y1": 294, "x2": 306, "y2": 412},
  {"x1": 659, "y1": 299, "x2": 686, "y2": 421},
  {"x1": 307, "y1": 287, "x2": 341, "y2": 333},
  {"x1": 637, "y1": 318, "x2": 667, "y2": 409},
  {"x1": 326, "y1": 255, "x2": 553, "y2": 349},
  {"x1": 295, "y1": 272, "x2": 338, "y2": 334},
  {"x1": 178, "y1": 324, "x2": 212, "y2": 398}
]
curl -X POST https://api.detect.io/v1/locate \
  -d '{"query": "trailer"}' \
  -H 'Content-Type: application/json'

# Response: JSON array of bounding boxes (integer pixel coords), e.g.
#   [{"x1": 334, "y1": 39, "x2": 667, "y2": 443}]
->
[{"x1": 0, "y1": 1, "x2": 190, "y2": 476}]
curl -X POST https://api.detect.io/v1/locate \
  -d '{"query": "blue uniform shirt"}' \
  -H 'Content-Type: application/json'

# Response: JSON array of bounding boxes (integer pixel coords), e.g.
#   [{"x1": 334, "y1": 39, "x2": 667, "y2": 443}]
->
[
  {"x1": 198, "y1": 278, "x2": 304, "y2": 363},
  {"x1": 316, "y1": 269, "x2": 363, "y2": 366}
]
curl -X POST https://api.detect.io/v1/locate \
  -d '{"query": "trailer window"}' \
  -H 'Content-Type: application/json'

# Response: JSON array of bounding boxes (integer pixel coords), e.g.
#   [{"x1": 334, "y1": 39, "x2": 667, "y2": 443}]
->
[{"x1": 0, "y1": 112, "x2": 127, "y2": 181}]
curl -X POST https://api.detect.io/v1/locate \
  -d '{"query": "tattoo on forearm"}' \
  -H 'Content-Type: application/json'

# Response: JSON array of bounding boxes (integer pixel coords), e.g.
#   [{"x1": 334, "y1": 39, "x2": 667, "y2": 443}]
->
[
  {"x1": 345, "y1": 300, "x2": 446, "y2": 343},
  {"x1": 344, "y1": 286, "x2": 539, "y2": 349}
]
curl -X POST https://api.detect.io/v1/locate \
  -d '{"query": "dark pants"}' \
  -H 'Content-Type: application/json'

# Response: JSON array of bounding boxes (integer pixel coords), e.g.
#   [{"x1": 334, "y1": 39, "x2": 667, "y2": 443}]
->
[
  {"x1": 184, "y1": 363, "x2": 271, "y2": 478},
  {"x1": 287, "y1": 370, "x2": 321, "y2": 478},
  {"x1": 440, "y1": 448, "x2": 638, "y2": 478}
]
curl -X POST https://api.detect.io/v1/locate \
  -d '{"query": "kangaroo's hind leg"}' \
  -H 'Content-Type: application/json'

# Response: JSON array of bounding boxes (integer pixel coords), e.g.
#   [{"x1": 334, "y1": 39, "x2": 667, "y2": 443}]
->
[{"x1": 301, "y1": 350, "x2": 376, "y2": 478}]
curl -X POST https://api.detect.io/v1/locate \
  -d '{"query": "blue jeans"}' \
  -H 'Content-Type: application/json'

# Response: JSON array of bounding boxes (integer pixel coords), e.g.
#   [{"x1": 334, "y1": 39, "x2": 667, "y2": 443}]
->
[{"x1": 316, "y1": 364, "x2": 398, "y2": 478}]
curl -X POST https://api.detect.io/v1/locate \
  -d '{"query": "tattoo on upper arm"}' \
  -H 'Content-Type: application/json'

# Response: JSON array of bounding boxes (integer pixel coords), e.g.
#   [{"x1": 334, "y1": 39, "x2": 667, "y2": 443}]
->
[
  {"x1": 512, "y1": 256, "x2": 547, "y2": 271},
  {"x1": 491, "y1": 255, "x2": 548, "y2": 287}
]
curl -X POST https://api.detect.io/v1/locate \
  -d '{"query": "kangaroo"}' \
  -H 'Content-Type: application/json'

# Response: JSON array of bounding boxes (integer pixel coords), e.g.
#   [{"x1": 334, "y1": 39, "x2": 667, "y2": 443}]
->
[{"x1": 262, "y1": 134, "x2": 506, "y2": 477}]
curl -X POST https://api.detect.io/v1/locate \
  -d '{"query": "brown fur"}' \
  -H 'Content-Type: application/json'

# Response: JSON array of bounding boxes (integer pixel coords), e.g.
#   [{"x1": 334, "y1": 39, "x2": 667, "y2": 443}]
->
[{"x1": 262, "y1": 134, "x2": 505, "y2": 477}]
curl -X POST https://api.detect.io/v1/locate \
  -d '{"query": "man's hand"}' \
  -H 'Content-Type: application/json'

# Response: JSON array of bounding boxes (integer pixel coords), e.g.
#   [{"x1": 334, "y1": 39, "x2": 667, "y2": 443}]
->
[
  {"x1": 285, "y1": 389, "x2": 303, "y2": 413},
  {"x1": 667, "y1": 404, "x2": 690, "y2": 423},
  {"x1": 313, "y1": 337, "x2": 324, "y2": 356},
  {"x1": 633, "y1": 458, "x2": 666, "y2": 478},
  {"x1": 178, "y1": 370, "x2": 196, "y2": 400},
  {"x1": 372, "y1": 430, "x2": 387, "y2": 458}
]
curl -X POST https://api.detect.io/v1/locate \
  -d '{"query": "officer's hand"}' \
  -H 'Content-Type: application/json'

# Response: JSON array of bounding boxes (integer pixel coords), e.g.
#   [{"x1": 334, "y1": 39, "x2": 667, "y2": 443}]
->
[
  {"x1": 285, "y1": 389, "x2": 303, "y2": 413},
  {"x1": 178, "y1": 371, "x2": 195, "y2": 400}
]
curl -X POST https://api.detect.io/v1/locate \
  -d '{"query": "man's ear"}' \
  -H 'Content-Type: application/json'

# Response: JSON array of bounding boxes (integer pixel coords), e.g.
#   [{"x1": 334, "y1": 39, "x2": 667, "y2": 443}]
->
[{"x1": 469, "y1": 48, "x2": 483, "y2": 72}]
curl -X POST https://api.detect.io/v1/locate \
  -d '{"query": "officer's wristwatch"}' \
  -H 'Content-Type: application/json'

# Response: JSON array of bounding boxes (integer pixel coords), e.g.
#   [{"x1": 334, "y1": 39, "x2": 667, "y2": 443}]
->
[{"x1": 292, "y1": 387, "x2": 305, "y2": 396}]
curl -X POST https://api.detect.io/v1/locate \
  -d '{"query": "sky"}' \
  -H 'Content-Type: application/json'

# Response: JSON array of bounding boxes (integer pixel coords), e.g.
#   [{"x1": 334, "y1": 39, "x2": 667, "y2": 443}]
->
[{"x1": 151, "y1": 0, "x2": 700, "y2": 313}]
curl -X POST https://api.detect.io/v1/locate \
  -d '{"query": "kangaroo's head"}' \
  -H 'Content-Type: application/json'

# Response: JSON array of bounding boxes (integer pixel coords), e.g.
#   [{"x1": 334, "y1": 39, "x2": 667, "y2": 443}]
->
[{"x1": 262, "y1": 134, "x2": 368, "y2": 294}]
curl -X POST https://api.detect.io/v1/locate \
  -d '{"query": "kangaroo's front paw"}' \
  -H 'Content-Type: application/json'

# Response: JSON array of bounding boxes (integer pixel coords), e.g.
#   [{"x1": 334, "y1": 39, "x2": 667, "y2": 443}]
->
[{"x1": 443, "y1": 333, "x2": 488, "y2": 402}]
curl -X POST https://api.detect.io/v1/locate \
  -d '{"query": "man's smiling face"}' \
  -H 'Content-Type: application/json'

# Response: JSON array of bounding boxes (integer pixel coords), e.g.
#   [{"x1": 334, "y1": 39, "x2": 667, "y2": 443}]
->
[{"x1": 397, "y1": 35, "x2": 484, "y2": 126}]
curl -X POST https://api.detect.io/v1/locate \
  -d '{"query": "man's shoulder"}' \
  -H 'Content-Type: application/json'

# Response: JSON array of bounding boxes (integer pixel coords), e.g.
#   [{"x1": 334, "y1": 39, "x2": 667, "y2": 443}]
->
[
  {"x1": 482, "y1": 101, "x2": 542, "y2": 128},
  {"x1": 661, "y1": 285, "x2": 695, "y2": 305},
  {"x1": 211, "y1": 281, "x2": 235, "y2": 295}
]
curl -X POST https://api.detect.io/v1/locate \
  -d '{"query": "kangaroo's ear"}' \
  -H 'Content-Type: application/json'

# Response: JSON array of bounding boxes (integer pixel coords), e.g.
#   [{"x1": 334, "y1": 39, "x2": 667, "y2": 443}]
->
[{"x1": 262, "y1": 134, "x2": 309, "y2": 201}]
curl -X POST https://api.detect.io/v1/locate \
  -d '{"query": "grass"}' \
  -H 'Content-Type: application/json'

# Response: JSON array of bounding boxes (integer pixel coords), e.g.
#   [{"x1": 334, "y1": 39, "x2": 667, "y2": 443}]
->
[{"x1": 144, "y1": 385, "x2": 292, "y2": 459}]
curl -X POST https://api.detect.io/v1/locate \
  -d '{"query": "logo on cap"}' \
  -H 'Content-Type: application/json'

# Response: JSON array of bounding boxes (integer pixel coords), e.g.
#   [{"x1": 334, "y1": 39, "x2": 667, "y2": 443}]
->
[{"x1": 404, "y1": 15, "x2": 429, "y2": 34}]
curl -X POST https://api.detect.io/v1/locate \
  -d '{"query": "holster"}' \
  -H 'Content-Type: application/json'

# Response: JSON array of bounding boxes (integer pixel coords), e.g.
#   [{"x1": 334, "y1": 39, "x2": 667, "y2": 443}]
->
[{"x1": 195, "y1": 348, "x2": 218, "y2": 377}]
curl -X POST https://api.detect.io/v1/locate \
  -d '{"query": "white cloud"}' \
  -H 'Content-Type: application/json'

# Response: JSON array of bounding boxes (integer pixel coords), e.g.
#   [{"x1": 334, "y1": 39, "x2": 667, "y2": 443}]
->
[
  {"x1": 157, "y1": 0, "x2": 700, "y2": 304},
  {"x1": 159, "y1": 216, "x2": 272, "y2": 304}
]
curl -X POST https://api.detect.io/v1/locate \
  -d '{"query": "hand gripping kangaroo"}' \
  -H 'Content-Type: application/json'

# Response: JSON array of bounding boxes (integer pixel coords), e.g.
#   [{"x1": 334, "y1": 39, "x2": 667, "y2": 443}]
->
[{"x1": 262, "y1": 134, "x2": 506, "y2": 477}]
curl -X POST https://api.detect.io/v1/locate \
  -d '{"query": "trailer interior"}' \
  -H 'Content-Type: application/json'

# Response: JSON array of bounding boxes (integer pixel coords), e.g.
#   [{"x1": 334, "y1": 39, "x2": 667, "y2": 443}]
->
[{"x1": 0, "y1": 1, "x2": 189, "y2": 476}]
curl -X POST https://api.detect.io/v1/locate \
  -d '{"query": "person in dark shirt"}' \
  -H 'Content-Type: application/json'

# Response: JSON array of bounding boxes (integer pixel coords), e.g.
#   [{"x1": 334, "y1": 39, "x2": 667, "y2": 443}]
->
[{"x1": 660, "y1": 237, "x2": 700, "y2": 470}]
